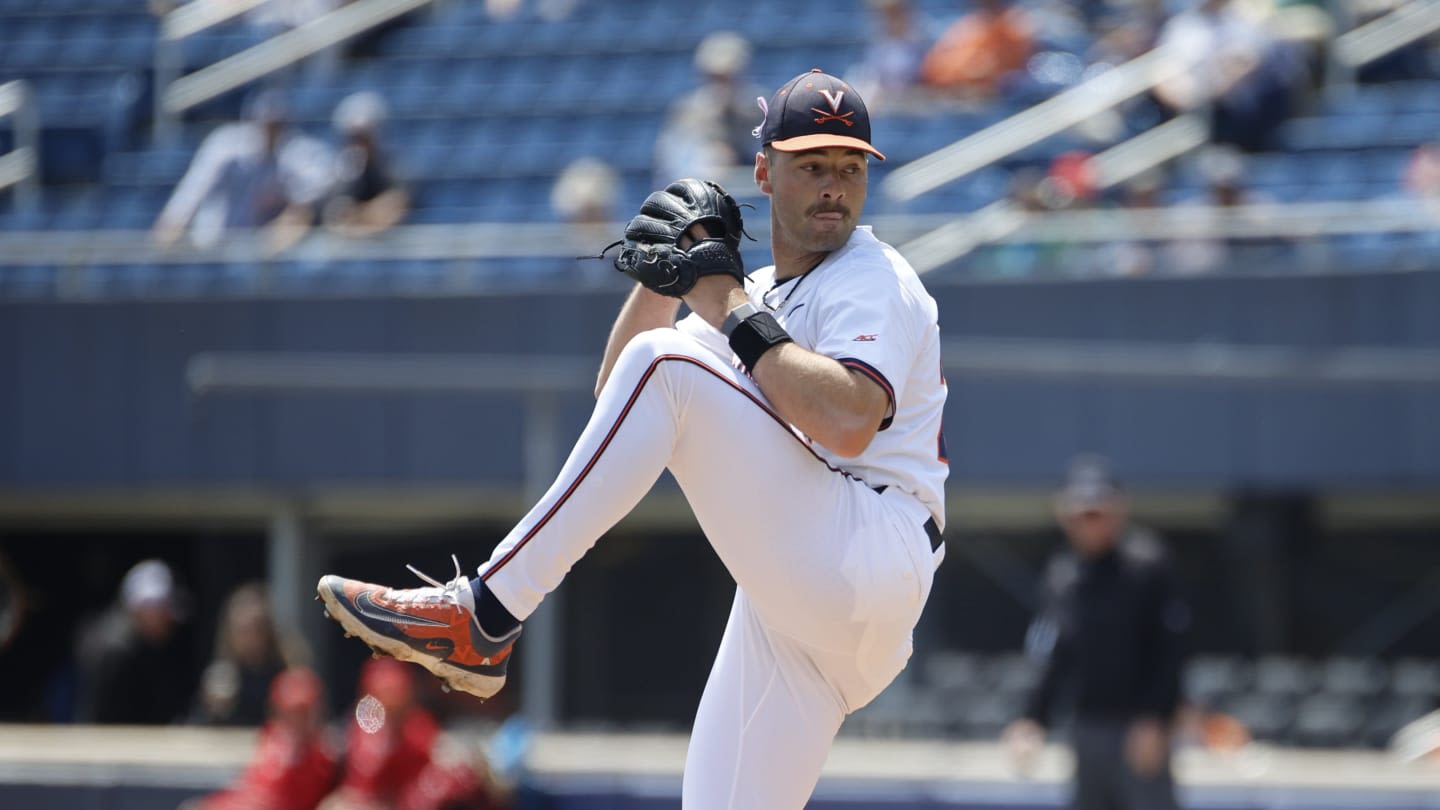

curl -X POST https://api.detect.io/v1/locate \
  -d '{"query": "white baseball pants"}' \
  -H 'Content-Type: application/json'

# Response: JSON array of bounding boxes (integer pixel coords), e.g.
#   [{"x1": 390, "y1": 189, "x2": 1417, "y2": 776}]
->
[{"x1": 478, "y1": 328, "x2": 937, "y2": 809}]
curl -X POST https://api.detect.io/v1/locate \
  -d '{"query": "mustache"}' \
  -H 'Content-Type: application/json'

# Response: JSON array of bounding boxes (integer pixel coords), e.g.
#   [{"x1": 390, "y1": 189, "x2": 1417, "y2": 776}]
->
[{"x1": 808, "y1": 204, "x2": 851, "y2": 217}]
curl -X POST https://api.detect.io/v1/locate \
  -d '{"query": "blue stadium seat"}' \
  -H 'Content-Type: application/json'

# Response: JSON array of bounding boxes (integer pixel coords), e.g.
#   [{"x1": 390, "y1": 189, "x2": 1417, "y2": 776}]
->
[
  {"x1": 92, "y1": 263, "x2": 161, "y2": 297},
  {"x1": 4, "y1": 201, "x2": 49, "y2": 231},
  {"x1": 100, "y1": 190, "x2": 153, "y2": 229},
  {"x1": 1384, "y1": 81, "x2": 1440, "y2": 113},
  {"x1": 319, "y1": 257, "x2": 388, "y2": 292},
  {"x1": 288, "y1": 81, "x2": 341, "y2": 121},
  {"x1": 3, "y1": 23, "x2": 52, "y2": 70},
  {"x1": 47, "y1": 194, "x2": 105, "y2": 230},
  {"x1": 1, "y1": 0, "x2": 1424, "y2": 295},
  {"x1": 386, "y1": 258, "x2": 451, "y2": 295},
  {"x1": 0, "y1": 265, "x2": 57, "y2": 299},
  {"x1": 210, "y1": 259, "x2": 261, "y2": 296},
  {"x1": 1330, "y1": 232, "x2": 1401, "y2": 272},
  {"x1": 164, "y1": 262, "x2": 231, "y2": 296},
  {"x1": 1329, "y1": 90, "x2": 1394, "y2": 119}
]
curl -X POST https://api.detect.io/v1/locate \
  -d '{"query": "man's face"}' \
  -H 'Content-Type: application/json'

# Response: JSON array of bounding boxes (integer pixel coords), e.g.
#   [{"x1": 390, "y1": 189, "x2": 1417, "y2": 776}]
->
[
  {"x1": 131, "y1": 602, "x2": 175, "y2": 643},
  {"x1": 758, "y1": 147, "x2": 869, "y2": 255},
  {"x1": 262, "y1": 119, "x2": 284, "y2": 153},
  {"x1": 1058, "y1": 498, "x2": 1126, "y2": 557}
]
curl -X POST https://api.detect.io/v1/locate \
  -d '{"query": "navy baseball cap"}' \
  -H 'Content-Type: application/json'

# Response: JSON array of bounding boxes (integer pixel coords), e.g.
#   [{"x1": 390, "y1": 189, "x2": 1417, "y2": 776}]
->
[{"x1": 754, "y1": 69, "x2": 885, "y2": 160}]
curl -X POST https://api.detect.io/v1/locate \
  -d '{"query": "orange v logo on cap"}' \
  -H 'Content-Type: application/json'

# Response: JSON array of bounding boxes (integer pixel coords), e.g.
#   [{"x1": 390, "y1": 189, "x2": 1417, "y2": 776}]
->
[{"x1": 812, "y1": 88, "x2": 854, "y2": 126}]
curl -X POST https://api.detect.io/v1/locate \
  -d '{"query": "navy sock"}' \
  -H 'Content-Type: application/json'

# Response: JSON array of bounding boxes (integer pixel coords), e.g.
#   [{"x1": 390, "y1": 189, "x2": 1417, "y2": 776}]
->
[{"x1": 469, "y1": 576, "x2": 521, "y2": 637}]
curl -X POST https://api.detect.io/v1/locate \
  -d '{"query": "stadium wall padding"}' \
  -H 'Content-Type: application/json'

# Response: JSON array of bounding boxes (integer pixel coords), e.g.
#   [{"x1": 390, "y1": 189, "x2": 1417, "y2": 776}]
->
[{"x1": 2, "y1": 272, "x2": 1437, "y2": 493}]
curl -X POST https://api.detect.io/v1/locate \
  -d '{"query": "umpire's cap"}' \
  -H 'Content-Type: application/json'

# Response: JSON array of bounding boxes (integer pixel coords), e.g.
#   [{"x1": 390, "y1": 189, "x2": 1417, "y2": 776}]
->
[
  {"x1": 1057, "y1": 454, "x2": 1123, "y2": 512},
  {"x1": 754, "y1": 69, "x2": 885, "y2": 160}
]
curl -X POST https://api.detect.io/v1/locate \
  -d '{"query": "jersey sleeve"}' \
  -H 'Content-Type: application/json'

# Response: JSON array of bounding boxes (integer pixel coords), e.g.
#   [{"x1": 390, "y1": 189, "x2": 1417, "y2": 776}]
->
[{"x1": 809, "y1": 271, "x2": 916, "y2": 430}]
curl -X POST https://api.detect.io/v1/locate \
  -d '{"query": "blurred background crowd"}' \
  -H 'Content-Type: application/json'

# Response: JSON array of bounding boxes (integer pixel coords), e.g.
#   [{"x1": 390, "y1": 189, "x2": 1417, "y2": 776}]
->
[
  {"x1": 2, "y1": 0, "x2": 1440, "y2": 808},
  {"x1": 0, "y1": 0, "x2": 1437, "y2": 282}
]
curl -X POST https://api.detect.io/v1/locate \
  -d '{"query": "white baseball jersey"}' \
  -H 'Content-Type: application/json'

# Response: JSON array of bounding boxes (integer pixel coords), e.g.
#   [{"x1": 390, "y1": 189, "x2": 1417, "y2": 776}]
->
[{"x1": 679, "y1": 225, "x2": 948, "y2": 534}]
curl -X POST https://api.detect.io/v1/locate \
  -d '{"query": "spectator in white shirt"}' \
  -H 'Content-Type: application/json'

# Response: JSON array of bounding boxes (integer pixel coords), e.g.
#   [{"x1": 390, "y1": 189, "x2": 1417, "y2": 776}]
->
[{"x1": 153, "y1": 90, "x2": 335, "y2": 253}]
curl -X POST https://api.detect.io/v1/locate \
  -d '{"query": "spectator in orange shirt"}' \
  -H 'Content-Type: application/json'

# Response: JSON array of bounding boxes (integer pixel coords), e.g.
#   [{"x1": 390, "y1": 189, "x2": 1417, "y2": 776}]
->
[
  {"x1": 183, "y1": 666, "x2": 339, "y2": 810},
  {"x1": 920, "y1": 0, "x2": 1034, "y2": 99}
]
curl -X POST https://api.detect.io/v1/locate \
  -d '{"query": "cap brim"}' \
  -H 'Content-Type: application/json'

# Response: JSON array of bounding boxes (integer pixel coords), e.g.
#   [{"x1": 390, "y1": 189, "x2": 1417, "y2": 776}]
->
[
  {"x1": 1058, "y1": 485, "x2": 1119, "y2": 514},
  {"x1": 769, "y1": 134, "x2": 885, "y2": 160}
]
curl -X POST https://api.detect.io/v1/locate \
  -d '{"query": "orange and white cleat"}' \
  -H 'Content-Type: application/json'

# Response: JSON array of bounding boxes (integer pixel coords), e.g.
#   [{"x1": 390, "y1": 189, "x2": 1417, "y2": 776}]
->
[{"x1": 316, "y1": 556, "x2": 520, "y2": 700}]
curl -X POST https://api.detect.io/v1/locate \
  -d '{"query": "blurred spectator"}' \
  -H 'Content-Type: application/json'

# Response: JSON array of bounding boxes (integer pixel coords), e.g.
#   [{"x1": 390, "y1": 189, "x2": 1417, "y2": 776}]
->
[
  {"x1": 75, "y1": 559, "x2": 195, "y2": 724},
  {"x1": 320, "y1": 657, "x2": 441, "y2": 810},
  {"x1": 1405, "y1": 142, "x2": 1440, "y2": 200},
  {"x1": 653, "y1": 31, "x2": 764, "y2": 187},
  {"x1": 1353, "y1": 1, "x2": 1435, "y2": 84},
  {"x1": 182, "y1": 667, "x2": 339, "y2": 810},
  {"x1": 1005, "y1": 151, "x2": 1104, "y2": 215},
  {"x1": 1003, "y1": 455, "x2": 1190, "y2": 810},
  {"x1": 193, "y1": 582, "x2": 308, "y2": 727},
  {"x1": 1088, "y1": 9, "x2": 1162, "y2": 68},
  {"x1": 1153, "y1": 0, "x2": 1309, "y2": 152},
  {"x1": 919, "y1": 0, "x2": 1034, "y2": 99},
  {"x1": 323, "y1": 92, "x2": 411, "y2": 239},
  {"x1": 552, "y1": 157, "x2": 624, "y2": 286},
  {"x1": 153, "y1": 89, "x2": 335, "y2": 253},
  {"x1": 984, "y1": 162, "x2": 1083, "y2": 277},
  {"x1": 552, "y1": 157, "x2": 619, "y2": 229},
  {"x1": 0, "y1": 551, "x2": 24, "y2": 654},
  {"x1": 484, "y1": 0, "x2": 581, "y2": 22},
  {"x1": 847, "y1": 0, "x2": 930, "y2": 108},
  {"x1": 396, "y1": 738, "x2": 513, "y2": 810},
  {"x1": 245, "y1": 0, "x2": 340, "y2": 35},
  {"x1": 1091, "y1": 168, "x2": 1167, "y2": 277},
  {"x1": 1163, "y1": 145, "x2": 1277, "y2": 274}
]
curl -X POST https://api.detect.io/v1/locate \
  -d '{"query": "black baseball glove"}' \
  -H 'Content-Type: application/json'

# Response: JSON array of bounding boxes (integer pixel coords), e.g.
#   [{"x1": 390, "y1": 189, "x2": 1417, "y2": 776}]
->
[{"x1": 611, "y1": 178, "x2": 746, "y2": 297}]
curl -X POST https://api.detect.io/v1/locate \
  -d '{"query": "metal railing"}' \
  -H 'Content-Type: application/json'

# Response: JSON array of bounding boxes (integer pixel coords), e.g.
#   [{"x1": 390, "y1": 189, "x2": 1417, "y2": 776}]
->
[
  {"x1": 898, "y1": 114, "x2": 1211, "y2": 272},
  {"x1": 883, "y1": 0, "x2": 1440, "y2": 274},
  {"x1": 0, "y1": 80, "x2": 40, "y2": 212},
  {"x1": 154, "y1": 0, "x2": 433, "y2": 139},
  {"x1": 1332, "y1": 0, "x2": 1440, "y2": 75},
  {"x1": 882, "y1": 0, "x2": 1440, "y2": 206},
  {"x1": 0, "y1": 195, "x2": 1433, "y2": 269},
  {"x1": 905, "y1": 196, "x2": 1440, "y2": 277},
  {"x1": 880, "y1": 46, "x2": 1197, "y2": 203},
  {"x1": 152, "y1": 0, "x2": 272, "y2": 140}
]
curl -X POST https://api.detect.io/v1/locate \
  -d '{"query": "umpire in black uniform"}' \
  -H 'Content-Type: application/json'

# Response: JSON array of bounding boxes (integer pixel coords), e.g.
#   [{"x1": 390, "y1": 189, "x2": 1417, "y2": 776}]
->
[{"x1": 1004, "y1": 455, "x2": 1190, "y2": 810}]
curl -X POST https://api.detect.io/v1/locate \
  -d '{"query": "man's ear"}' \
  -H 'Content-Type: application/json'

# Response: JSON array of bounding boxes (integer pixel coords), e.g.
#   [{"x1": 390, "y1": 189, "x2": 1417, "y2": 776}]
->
[{"x1": 754, "y1": 151, "x2": 772, "y2": 196}]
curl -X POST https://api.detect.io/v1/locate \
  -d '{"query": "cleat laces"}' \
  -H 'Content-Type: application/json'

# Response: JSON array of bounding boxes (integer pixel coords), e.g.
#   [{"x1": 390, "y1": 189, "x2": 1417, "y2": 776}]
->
[{"x1": 390, "y1": 554, "x2": 471, "y2": 607}]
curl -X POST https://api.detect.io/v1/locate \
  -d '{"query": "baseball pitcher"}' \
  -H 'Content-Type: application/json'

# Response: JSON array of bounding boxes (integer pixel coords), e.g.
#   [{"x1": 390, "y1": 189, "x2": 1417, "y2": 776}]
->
[{"x1": 318, "y1": 69, "x2": 948, "y2": 809}]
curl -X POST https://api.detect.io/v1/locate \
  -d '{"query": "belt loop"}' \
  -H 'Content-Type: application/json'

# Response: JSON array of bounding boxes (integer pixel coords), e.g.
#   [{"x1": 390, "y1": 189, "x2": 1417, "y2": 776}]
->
[{"x1": 923, "y1": 517, "x2": 942, "y2": 553}]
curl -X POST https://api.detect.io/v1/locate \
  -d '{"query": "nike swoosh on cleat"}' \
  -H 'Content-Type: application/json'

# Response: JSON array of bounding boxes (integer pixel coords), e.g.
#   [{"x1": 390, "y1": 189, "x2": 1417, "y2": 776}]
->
[
  {"x1": 352, "y1": 591, "x2": 450, "y2": 627},
  {"x1": 424, "y1": 639, "x2": 454, "y2": 653}
]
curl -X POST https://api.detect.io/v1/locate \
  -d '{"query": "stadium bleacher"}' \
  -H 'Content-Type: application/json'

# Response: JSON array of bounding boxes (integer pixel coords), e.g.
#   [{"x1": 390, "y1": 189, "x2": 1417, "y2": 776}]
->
[{"x1": 2, "y1": 0, "x2": 1435, "y2": 274}]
